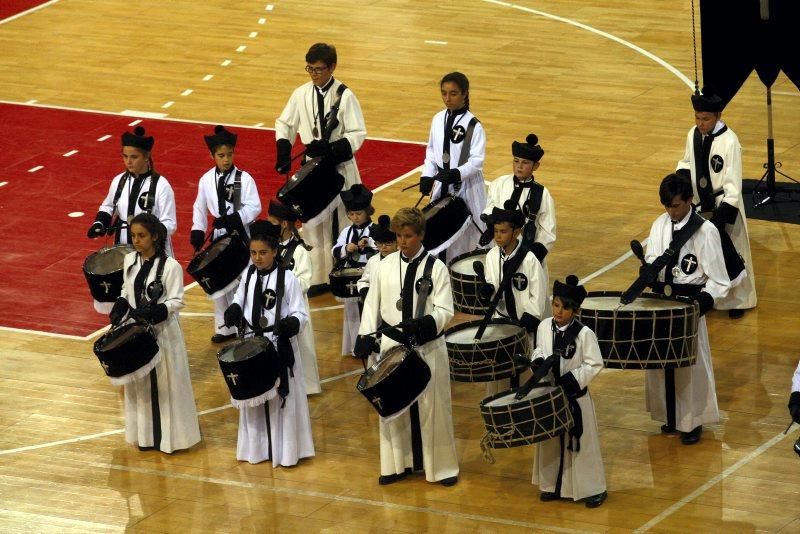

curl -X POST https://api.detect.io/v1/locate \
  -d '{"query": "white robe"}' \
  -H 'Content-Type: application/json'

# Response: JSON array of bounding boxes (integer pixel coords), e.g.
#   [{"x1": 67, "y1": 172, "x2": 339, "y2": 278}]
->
[
  {"x1": 422, "y1": 108, "x2": 487, "y2": 261},
  {"x1": 644, "y1": 211, "x2": 731, "y2": 432},
  {"x1": 120, "y1": 253, "x2": 201, "y2": 453},
  {"x1": 484, "y1": 240, "x2": 548, "y2": 395},
  {"x1": 231, "y1": 265, "x2": 315, "y2": 466},
  {"x1": 531, "y1": 318, "x2": 606, "y2": 501},
  {"x1": 358, "y1": 248, "x2": 459, "y2": 482},
  {"x1": 276, "y1": 78, "x2": 367, "y2": 287},
  {"x1": 792, "y1": 361, "x2": 800, "y2": 393},
  {"x1": 192, "y1": 165, "x2": 262, "y2": 335},
  {"x1": 676, "y1": 122, "x2": 756, "y2": 310},
  {"x1": 332, "y1": 222, "x2": 376, "y2": 355},
  {"x1": 484, "y1": 174, "x2": 556, "y2": 255},
  {"x1": 280, "y1": 237, "x2": 321, "y2": 395}
]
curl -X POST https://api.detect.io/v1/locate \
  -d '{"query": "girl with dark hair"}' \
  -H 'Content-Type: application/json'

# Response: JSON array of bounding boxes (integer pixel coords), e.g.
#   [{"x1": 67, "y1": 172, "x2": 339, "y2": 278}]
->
[
  {"x1": 418, "y1": 71, "x2": 487, "y2": 262},
  {"x1": 107, "y1": 213, "x2": 201, "y2": 454},
  {"x1": 222, "y1": 220, "x2": 315, "y2": 466}
]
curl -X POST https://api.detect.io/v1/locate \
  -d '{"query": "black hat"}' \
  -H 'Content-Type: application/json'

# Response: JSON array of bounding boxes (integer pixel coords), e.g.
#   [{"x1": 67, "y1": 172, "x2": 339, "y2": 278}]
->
[
  {"x1": 121, "y1": 126, "x2": 154, "y2": 152},
  {"x1": 249, "y1": 219, "x2": 282, "y2": 241},
  {"x1": 370, "y1": 214, "x2": 396, "y2": 243},
  {"x1": 491, "y1": 200, "x2": 525, "y2": 228},
  {"x1": 204, "y1": 125, "x2": 237, "y2": 152},
  {"x1": 268, "y1": 198, "x2": 299, "y2": 222},
  {"x1": 553, "y1": 275, "x2": 587, "y2": 306},
  {"x1": 511, "y1": 133, "x2": 544, "y2": 163},
  {"x1": 691, "y1": 89, "x2": 724, "y2": 113},
  {"x1": 340, "y1": 183, "x2": 373, "y2": 211}
]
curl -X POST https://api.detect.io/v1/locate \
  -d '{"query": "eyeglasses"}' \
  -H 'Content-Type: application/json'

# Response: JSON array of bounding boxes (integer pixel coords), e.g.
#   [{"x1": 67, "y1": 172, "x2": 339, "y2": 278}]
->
[{"x1": 305, "y1": 65, "x2": 329, "y2": 74}]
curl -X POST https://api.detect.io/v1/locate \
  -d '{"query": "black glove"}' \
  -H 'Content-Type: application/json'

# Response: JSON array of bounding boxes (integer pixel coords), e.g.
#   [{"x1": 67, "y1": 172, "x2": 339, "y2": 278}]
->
[
  {"x1": 406, "y1": 315, "x2": 438, "y2": 345},
  {"x1": 275, "y1": 316, "x2": 300, "y2": 338},
  {"x1": 789, "y1": 391, "x2": 800, "y2": 424},
  {"x1": 87, "y1": 211, "x2": 112, "y2": 238},
  {"x1": 478, "y1": 282, "x2": 494, "y2": 302},
  {"x1": 305, "y1": 139, "x2": 332, "y2": 159},
  {"x1": 530, "y1": 357, "x2": 546, "y2": 374},
  {"x1": 132, "y1": 303, "x2": 168, "y2": 324},
  {"x1": 108, "y1": 297, "x2": 130, "y2": 325},
  {"x1": 513, "y1": 354, "x2": 533, "y2": 368},
  {"x1": 694, "y1": 291, "x2": 714, "y2": 317},
  {"x1": 190, "y1": 230, "x2": 205, "y2": 251},
  {"x1": 275, "y1": 138, "x2": 292, "y2": 174},
  {"x1": 556, "y1": 372, "x2": 583, "y2": 399},
  {"x1": 330, "y1": 138, "x2": 354, "y2": 164},
  {"x1": 353, "y1": 335, "x2": 378, "y2": 359},
  {"x1": 223, "y1": 303, "x2": 242, "y2": 328},
  {"x1": 435, "y1": 168, "x2": 461, "y2": 185},
  {"x1": 519, "y1": 312, "x2": 540, "y2": 333},
  {"x1": 530, "y1": 242, "x2": 548, "y2": 263},
  {"x1": 710, "y1": 201, "x2": 738, "y2": 229},
  {"x1": 419, "y1": 176, "x2": 434, "y2": 196},
  {"x1": 212, "y1": 215, "x2": 228, "y2": 230}
]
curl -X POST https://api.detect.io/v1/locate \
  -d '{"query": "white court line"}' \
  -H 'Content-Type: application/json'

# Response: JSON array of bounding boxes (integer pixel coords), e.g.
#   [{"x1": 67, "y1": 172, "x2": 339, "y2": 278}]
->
[
  {"x1": 265, "y1": 4, "x2": 274, "y2": 10},
  {"x1": 0, "y1": 181, "x2": 7, "y2": 187},
  {"x1": 62, "y1": 149, "x2": 78, "y2": 157},
  {"x1": 180, "y1": 89, "x2": 193, "y2": 96},
  {"x1": 424, "y1": 40, "x2": 448, "y2": 45},
  {"x1": 249, "y1": 31, "x2": 258, "y2": 38},
  {"x1": 161, "y1": 101, "x2": 174, "y2": 109},
  {"x1": 27, "y1": 165, "x2": 43, "y2": 173},
  {"x1": 221, "y1": 59, "x2": 232, "y2": 67},
  {"x1": 258, "y1": 17, "x2": 266, "y2": 24},
  {"x1": 578, "y1": 238, "x2": 648, "y2": 286},
  {"x1": 96, "y1": 134, "x2": 111, "y2": 142},
  {"x1": 633, "y1": 427, "x2": 799, "y2": 532},
  {"x1": 203, "y1": 74, "x2": 214, "y2": 81},
  {"x1": 236, "y1": 45, "x2": 247, "y2": 53},
  {"x1": 0, "y1": 325, "x2": 87, "y2": 341},
  {"x1": 0, "y1": 0, "x2": 60, "y2": 25},
  {"x1": 127, "y1": 119, "x2": 142, "y2": 126},
  {"x1": 253, "y1": 122, "x2": 264, "y2": 127},
  {"x1": 25, "y1": 99, "x2": 37, "y2": 104}
]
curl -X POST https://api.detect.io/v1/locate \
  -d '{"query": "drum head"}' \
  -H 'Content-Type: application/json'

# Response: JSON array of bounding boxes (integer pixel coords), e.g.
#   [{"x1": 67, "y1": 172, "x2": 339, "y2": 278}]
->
[
  {"x1": 423, "y1": 196, "x2": 453, "y2": 220},
  {"x1": 101, "y1": 323, "x2": 149, "y2": 350},
  {"x1": 583, "y1": 295, "x2": 691, "y2": 311},
  {"x1": 194, "y1": 236, "x2": 233, "y2": 270},
  {"x1": 364, "y1": 346, "x2": 408, "y2": 387},
  {"x1": 484, "y1": 386, "x2": 555, "y2": 407},
  {"x1": 218, "y1": 338, "x2": 271, "y2": 363},
  {"x1": 330, "y1": 267, "x2": 364, "y2": 278},
  {"x1": 280, "y1": 157, "x2": 323, "y2": 194},
  {"x1": 449, "y1": 250, "x2": 487, "y2": 275},
  {"x1": 446, "y1": 322, "x2": 522, "y2": 344},
  {"x1": 85, "y1": 245, "x2": 134, "y2": 275}
]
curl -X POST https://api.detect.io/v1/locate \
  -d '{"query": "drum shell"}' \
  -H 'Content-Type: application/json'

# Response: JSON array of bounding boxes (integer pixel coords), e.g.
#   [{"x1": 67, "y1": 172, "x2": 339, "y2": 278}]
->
[
  {"x1": 277, "y1": 158, "x2": 345, "y2": 223},
  {"x1": 83, "y1": 245, "x2": 135, "y2": 302},
  {"x1": 479, "y1": 386, "x2": 572, "y2": 448},
  {"x1": 448, "y1": 249, "x2": 489, "y2": 315},
  {"x1": 578, "y1": 290, "x2": 699, "y2": 370},
  {"x1": 445, "y1": 318, "x2": 530, "y2": 382},
  {"x1": 94, "y1": 323, "x2": 159, "y2": 379},
  {"x1": 329, "y1": 267, "x2": 364, "y2": 298},
  {"x1": 187, "y1": 233, "x2": 250, "y2": 296},
  {"x1": 421, "y1": 196, "x2": 470, "y2": 252},
  {"x1": 217, "y1": 338, "x2": 279, "y2": 401},
  {"x1": 356, "y1": 347, "x2": 431, "y2": 418}
]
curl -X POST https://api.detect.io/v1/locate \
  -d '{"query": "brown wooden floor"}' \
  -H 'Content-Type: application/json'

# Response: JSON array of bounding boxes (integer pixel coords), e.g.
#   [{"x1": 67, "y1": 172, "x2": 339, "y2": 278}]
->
[{"x1": 2, "y1": 1, "x2": 800, "y2": 532}]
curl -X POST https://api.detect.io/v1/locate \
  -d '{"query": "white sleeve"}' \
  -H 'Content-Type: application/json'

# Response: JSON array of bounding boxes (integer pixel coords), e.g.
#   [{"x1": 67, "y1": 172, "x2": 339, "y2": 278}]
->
[
  {"x1": 719, "y1": 136, "x2": 743, "y2": 209},
  {"x1": 191, "y1": 176, "x2": 208, "y2": 232},
  {"x1": 428, "y1": 260, "x2": 455, "y2": 333},
  {"x1": 676, "y1": 128, "x2": 692, "y2": 173},
  {"x1": 275, "y1": 88, "x2": 301, "y2": 143},
  {"x1": 160, "y1": 258, "x2": 186, "y2": 314},
  {"x1": 697, "y1": 224, "x2": 731, "y2": 301},
  {"x1": 237, "y1": 172, "x2": 262, "y2": 225},
  {"x1": 532, "y1": 320, "x2": 548, "y2": 361},
  {"x1": 422, "y1": 116, "x2": 439, "y2": 178},
  {"x1": 524, "y1": 257, "x2": 548, "y2": 320},
  {"x1": 483, "y1": 177, "x2": 500, "y2": 215},
  {"x1": 338, "y1": 89, "x2": 366, "y2": 155},
  {"x1": 566, "y1": 327, "x2": 604, "y2": 389},
  {"x1": 358, "y1": 259, "x2": 382, "y2": 336},
  {"x1": 232, "y1": 267, "x2": 250, "y2": 309},
  {"x1": 792, "y1": 361, "x2": 800, "y2": 393},
  {"x1": 332, "y1": 227, "x2": 350, "y2": 259},
  {"x1": 99, "y1": 175, "x2": 121, "y2": 216},
  {"x1": 156, "y1": 179, "x2": 177, "y2": 237},
  {"x1": 292, "y1": 246, "x2": 313, "y2": 294},
  {"x1": 536, "y1": 188, "x2": 557, "y2": 251},
  {"x1": 283, "y1": 272, "x2": 308, "y2": 331}
]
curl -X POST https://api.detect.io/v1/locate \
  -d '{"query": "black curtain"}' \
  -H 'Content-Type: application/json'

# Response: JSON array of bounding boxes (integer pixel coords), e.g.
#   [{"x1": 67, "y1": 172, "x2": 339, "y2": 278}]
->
[{"x1": 700, "y1": 0, "x2": 800, "y2": 105}]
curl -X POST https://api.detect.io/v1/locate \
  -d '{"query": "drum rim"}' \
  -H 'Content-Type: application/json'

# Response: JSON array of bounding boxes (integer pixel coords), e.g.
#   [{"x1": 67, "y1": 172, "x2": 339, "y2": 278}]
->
[
  {"x1": 358, "y1": 345, "x2": 414, "y2": 388},
  {"x1": 277, "y1": 156, "x2": 324, "y2": 195},
  {"x1": 582, "y1": 290, "x2": 695, "y2": 306},
  {"x1": 479, "y1": 384, "x2": 558, "y2": 408},
  {"x1": 445, "y1": 317, "x2": 526, "y2": 344},
  {"x1": 83, "y1": 245, "x2": 135, "y2": 274},
  {"x1": 447, "y1": 248, "x2": 488, "y2": 268},
  {"x1": 216, "y1": 336, "x2": 272, "y2": 362},
  {"x1": 329, "y1": 267, "x2": 365, "y2": 277},
  {"x1": 187, "y1": 233, "x2": 240, "y2": 271}
]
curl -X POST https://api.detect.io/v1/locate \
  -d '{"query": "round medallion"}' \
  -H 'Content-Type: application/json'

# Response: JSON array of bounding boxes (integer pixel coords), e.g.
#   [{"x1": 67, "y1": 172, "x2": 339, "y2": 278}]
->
[
  {"x1": 442, "y1": 153, "x2": 450, "y2": 164},
  {"x1": 698, "y1": 177, "x2": 708, "y2": 188},
  {"x1": 259, "y1": 317, "x2": 269, "y2": 329},
  {"x1": 663, "y1": 284, "x2": 673, "y2": 297},
  {"x1": 396, "y1": 298, "x2": 403, "y2": 311}
]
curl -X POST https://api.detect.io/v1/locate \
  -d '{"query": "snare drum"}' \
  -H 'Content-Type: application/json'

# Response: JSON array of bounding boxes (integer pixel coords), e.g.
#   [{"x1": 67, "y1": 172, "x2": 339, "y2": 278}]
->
[
  {"x1": 217, "y1": 337, "x2": 280, "y2": 407},
  {"x1": 94, "y1": 321, "x2": 159, "y2": 385},
  {"x1": 445, "y1": 318, "x2": 531, "y2": 382},
  {"x1": 578, "y1": 291, "x2": 699, "y2": 369},
  {"x1": 83, "y1": 244, "x2": 135, "y2": 303},
  {"x1": 480, "y1": 385, "x2": 572, "y2": 450},
  {"x1": 329, "y1": 267, "x2": 364, "y2": 298},
  {"x1": 356, "y1": 345, "x2": 431, "y2": 419},
  {"x1": 421, "y1": 195, "x2": 471, "y2": 254},
  {"x1": 187, "y1": 232, "x2": 249, "y2": 298},
  {"x1": 448, "y1": 249, "x2": 489, "y2": 315},
  {"x1": 277, "y1": 157, "x2": 345, "y2": 224}
]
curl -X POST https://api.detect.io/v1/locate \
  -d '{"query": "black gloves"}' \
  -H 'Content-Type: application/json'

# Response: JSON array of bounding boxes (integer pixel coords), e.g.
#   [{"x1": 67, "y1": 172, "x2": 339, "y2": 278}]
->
[
  {"x1": 212, "y1": 215, "x2": 228, "y2": 230},
  {"x1": 435, "y1": 168, "x2": 461, "y2": 185},
  {"x1": 87, "y1": 211, "x2": 112, "y2": 238},
  {"x1": 354, "y1": 335, "x2": 379, "y2": 359},
  {"x1": 275, "y1": 316, "x2": 300, "y2": 338},
  {"x1": 405, "y1": 315, "x2": 439, "y2": 345},
  {"x1": 710, "y1": 202, "x2": 738, "y2": 229},
  {"x1": 513, "y1": 354, "x2": 533, "y2": 368},
  {"x1": 530, "y1": 242, "x2": 548, "y2": 263},
  {"x1": 419, "y1": 176, "x2": 434, "y2": 196},
  {"x1": 519, "y1": 312, "x2": 540, "y2": 334},
  {"x1": 190, "y1": 230, "x2": 205, "y2": 252},
  {"x1": 275, "y1": 138, "x2": 292, "y2": 174},
  {"x1": 109, "y1": 297, "x2": 130, "y2": 325},
  {"x1": 132, "y1": 303, "x2": 168, "y2": 324},
  {"x1": 305, "y1": 139, "x2": 332, "y2": 159},
  {"x1": 789, "y1": 391, "x2": 800, "y2": 424},
  {"x1": 556, "y1": 372, "x2": 583, "y2": 398},
  {"x1": 223, "y1": 303, "x2": 243, "y2": 328},
  {"x1": 212, "y1": 213, "x2": 242, "y2": 233},
  {"x1": 478, "y1": 283, "x2": 494, "y2": 302},
  {"x1": 694, "y1": 291, "x2": 715, "y2": 317},
  {"x1": 330, "y1": 138, "x2": 353, "y2": 164}
]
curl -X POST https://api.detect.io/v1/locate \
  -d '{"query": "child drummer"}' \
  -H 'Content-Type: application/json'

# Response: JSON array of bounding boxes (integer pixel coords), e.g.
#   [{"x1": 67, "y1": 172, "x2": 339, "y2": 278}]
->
[
  {"x1": 222, "y1": 220, "x2": 314, "y2": 467},
  {"x1": 480, "y1": 202, "x2": 548, "y2": 394},
  {"x1": 332, "y1": 183, "x2": 377, "y2": 356},
  {"x1": 526, "y1": 276, "x2": 607, "y2": 508},
  {"x1": 191, "y1": 125, "x2": 262, "y2": 344}
]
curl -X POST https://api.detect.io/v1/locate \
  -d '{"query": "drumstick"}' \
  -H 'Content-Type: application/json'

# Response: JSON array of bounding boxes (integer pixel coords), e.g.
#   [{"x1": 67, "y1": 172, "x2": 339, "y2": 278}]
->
[
  {"x1": 414, "y1": 194, "x2": 426, "y2": 209},
  {"x1": 784, "y1": 420, "x2": 794, "y2": 435},
  {"x1": 401, "y1": 181, "x2": 422, "y2": 192}
]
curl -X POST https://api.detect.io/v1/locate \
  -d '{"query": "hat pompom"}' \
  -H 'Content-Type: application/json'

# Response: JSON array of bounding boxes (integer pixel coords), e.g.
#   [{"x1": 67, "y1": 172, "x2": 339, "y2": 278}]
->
[
  {"x1": 378, "y1": 214, "x2": 390, "y2": 227},
  {"x1": 566, "y1": 274, "x2": 579, "y2": 286},
  {"x1": 526, "y1": 133, "x2": 539, "y2": 146},
  {"x1": 214, "y1": 125, "x2": 225, "y2": 134},
  {"x1": 134, "y1": 126, "x2": 146, "y2": 136},
  {"x1": 503, "y1": 199, "x2": 517, "y2": 210}
]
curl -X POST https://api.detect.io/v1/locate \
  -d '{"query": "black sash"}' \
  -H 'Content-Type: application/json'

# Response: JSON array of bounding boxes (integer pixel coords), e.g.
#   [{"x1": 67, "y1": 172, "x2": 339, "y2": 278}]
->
[
  {"x1": 381, "y1": 254, "x2": 437, "y2": 347},
  {"x1": 692, "y1": 125, "x2": 727, "y2": 212},
  {"x1": 552, "y1": 320, "x2": 587, "y2": 452},
  {"x1": 111, "y1": 171, "x2": 161, "y2": 244}
]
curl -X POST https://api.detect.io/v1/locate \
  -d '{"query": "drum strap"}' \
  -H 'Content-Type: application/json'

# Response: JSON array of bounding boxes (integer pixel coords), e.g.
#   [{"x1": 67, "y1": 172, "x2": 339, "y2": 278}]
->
[
  {"x1": 280, "y1": 239, "x2": 300, "y2": 271},
  {"x1": 133, "y1": 254, "x2": 167, "y2": 308},
  {"x1": 321, "y1": 83, "x2": 348, "y2": 141},
  {"x1": 274, "y1": 264, "x2": 295, "y2": 406},
  {"x1": 457, "y1": 117, "x2": 479, "y2": 168},
  {"x1": 692, "y1": 125, "x2": 726, "y2": 212},
  {"x1": 382, "y1": 254, "x2": 437, "y2": 347},
  {"x1": 149, "y1": 368, "x2": 162, "y2": 449},
  {"x1": 115, "y1": 172, "x2": 161, "y2": 243},
  {"x1": 499, "y1": 244, "x2": 530, "y2": 322}
]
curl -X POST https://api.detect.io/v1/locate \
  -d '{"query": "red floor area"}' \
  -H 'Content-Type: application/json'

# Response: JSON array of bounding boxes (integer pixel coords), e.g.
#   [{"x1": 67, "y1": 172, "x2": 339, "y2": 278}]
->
[
  {"x1": 0, "y1": 0, "x2": 51, "y2": 21},
  {"x1": 0, "y1": 103, "x2": 424, "y2": 336}
]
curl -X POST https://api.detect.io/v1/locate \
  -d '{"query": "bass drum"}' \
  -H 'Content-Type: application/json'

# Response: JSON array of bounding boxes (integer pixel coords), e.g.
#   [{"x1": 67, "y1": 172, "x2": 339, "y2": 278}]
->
[
  {"x1": 187, "y1": 232, "x2": 249, "y2": 299},
  {"x1": 420, "y1": 195, "x2": 471, "y2": 254},
  {"x1": 83, "y1": 244, "x2": 135, "y2": 303},
  {"x1": 94, "y1": 321, "x2": 160, "y2": 386},
  {"x1": 277, "y1": 156, "x2": 345, "y2": 224},
  {"x1": 356, "y1": 345, "x2": 431, "y2": 420},
  {"x1": 217, "y1": 337, "x2": 280, "y2": 408}
]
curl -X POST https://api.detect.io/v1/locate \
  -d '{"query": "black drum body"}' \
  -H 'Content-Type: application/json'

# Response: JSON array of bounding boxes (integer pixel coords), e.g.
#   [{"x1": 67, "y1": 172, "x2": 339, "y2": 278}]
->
[
  {"x1": 94, "y1": 322, "x2": 159, "y2": 380},
  {"x1": 217, "y1": 337, "x2": 279, "y2": 402},
  {"x1": 357, "y1": 346, "x2": 431, "y2": 419},
  {"x1": 277, "y1": 157, "x2": 345, "y2": 223},
  {"x1": 83, "y1": 245, "x2": 135, "y2": 302},
  {"x1": 448, "y1": 249, "x2": 489, "y2": 315},
  {"x1": 187, "y1": 232, "x2": 249, "y2": 296},
  {"x1": 329, "y1": 267, "x2": 364, "y2": 298},
  {"x1": 421, "y1": 195, "x2": 470, "y2": 252}
]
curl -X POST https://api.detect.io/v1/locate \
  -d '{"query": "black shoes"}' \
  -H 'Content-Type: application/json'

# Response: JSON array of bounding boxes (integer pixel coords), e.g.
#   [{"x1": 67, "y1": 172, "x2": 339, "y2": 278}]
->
[
  {"x1": 681, "y1": 425, "x2": 703, "y2": 445},
  {"x1": 307, "y1": 283, "x2": 330, "y2": 298},
  {"x1": 660, "y1": 424, "x2": 679, "y2": 434},
  {"x1": 378, "y1": 467, "x2": 412, "y2": 486},
  {"x1": 585, "y1": 491, "x2": 608, "y2": 508},
  {"x1": 439, "y1": 476, "x2": 458, "y2": 487},
  {"x1": 539, "y1": 491, "x2": 560, "y2": 502},
  {"x1": 211, "y1": 333, "x2": 236, "y2": 343},
  {"x1": 728, "y1": 309, "x2": 745, "y2": 319}
]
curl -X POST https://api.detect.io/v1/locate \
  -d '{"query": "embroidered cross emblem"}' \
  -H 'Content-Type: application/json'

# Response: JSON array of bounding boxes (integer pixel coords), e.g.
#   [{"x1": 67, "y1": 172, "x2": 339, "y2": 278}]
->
[
  {"x1": 512, "y1": 273, "x2": 528, "y2": 291},
  {"x1": 451, "y1": 126, "x2": 465, "y2": 142},
  {"x1": 371, "y1": 397, "x2": 383, "y2": 410},
  {"x1": 263, "y1": 291, "x2": 276, "y2": 308},
  {"x1": 201, "y1": 276, "x2": 212, "y2": 289},
  {"x1": 346, "y1": 280, "x2": 359, "y2": 295},
  {"x1": 100, "y1": 281, "x2": 112, "y2": 294},
  {"x1": 100, "y1": 361, "x2": 110, "y2": 374},
  {"x1": 140, "y1": 194, "x2": 150, "y2": 209},
  {"x1": 226, "y1": 372, "x2": 239, "y2": 386}
]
